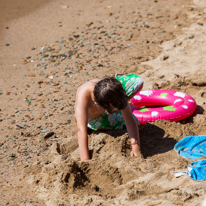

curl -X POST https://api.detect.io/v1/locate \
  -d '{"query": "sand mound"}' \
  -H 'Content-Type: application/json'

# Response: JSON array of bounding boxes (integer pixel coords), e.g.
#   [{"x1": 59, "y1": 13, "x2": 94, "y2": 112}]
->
[{"x1": 23, "y1": 119, "x2": 206, "y2": 205}]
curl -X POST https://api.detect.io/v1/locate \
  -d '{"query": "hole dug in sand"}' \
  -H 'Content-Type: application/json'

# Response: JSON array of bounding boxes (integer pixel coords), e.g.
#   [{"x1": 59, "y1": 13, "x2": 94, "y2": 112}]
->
[{"x1": 23, "y1": 120, "x2": 206, "y2": 205}]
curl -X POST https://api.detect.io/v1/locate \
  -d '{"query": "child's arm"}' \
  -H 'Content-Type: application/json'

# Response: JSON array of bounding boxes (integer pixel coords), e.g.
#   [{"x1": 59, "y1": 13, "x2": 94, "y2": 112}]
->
[
  {"x1": 121, "y1": 104, "x2": 142, "y2": 158},
  {"x1": 75, "y1": 88, "x2": 90, "y2": 161}
]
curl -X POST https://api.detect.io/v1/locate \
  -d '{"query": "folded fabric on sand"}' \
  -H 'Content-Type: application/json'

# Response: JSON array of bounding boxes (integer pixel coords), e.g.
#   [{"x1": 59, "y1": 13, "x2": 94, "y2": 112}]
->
[
  {"x1": 188, "y1": 160, "x2": 206, "y2": 181},
  {"x1": 174, "y1": 135, "x2": 206, "y2": 160},
  {"x1": 174, "y1": 160, "x2": 206, "y2": 181},
  {"x1": 174, "y1": 136, "x2": 206, "y2": 181}
]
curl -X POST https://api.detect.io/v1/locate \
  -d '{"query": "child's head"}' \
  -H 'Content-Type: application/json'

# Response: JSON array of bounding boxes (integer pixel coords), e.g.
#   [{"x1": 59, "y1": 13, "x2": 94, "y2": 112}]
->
[{"x1": 93, "y1": 77, "x2": 128, "y2": 114}]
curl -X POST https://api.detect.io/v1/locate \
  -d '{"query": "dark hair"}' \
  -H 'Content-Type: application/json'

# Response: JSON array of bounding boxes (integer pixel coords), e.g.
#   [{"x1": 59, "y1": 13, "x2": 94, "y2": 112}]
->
[{"x1": 93, "y1": 77, "x2": 127, "y2": 114}]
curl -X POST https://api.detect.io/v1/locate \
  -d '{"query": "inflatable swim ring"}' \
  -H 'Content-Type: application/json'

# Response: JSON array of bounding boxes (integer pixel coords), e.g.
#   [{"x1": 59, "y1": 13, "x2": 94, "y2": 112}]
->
[{"x1": 130, "y1": 90, "x2": 197, "y2": 124}]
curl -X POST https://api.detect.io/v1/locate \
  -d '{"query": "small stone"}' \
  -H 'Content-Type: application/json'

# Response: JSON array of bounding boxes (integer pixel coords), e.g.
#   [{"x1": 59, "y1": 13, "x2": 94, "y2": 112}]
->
[
  {"x1": 15, "y1": 110, "x2": 19, "y2": 114},
  {"x1": 11, "y1": 120, "x2": 16, "y2": 124},
  {"x1": 161, "y1": 55, "x2": 169, "y2": 61},
  {"x1": 197, "y1": 22, "x2": 203, "y2": 26},
  {"x1": 16, "y1": 125, "x2": 26, "y2": 129},
  {"x1": 62, "y1": 5, "x2": 69, "y2": 8},
  {"x1": 188, "y1": 34, "x2": 194, "y2": 39},
  {"x1": 86, "y1": 22, "x2": 93, "y2": 27},
  {"x1": 27, "y1": 73, "x2": 36, "y2": 77},
  {"x1": 40, "y1": 129, "x2": 50, "y2": 133},
  {"x1": 67, "y1": 110, "x2": 72, "y2": 115},
  {"x1": 22, "y1": 60, "x2": 29, "y2": 64},
  {"x1": 44, "y1": 132, "x2": 54, "y2": 139}
]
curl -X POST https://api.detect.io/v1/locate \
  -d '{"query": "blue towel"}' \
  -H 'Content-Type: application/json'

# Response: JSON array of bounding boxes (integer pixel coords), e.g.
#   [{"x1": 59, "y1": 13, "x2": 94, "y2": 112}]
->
[
  {"x1": 174, "y1": 136, "x2": 206, "y2": 160},
  {"x1": 188, "y1": 160, "x2": 206, "y2": 181}
]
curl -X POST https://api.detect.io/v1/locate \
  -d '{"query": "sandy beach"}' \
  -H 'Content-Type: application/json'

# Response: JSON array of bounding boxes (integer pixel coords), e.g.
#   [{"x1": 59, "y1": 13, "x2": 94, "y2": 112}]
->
[{"x1": 0, "y1": 0, "x2": 206, "y2": 205}]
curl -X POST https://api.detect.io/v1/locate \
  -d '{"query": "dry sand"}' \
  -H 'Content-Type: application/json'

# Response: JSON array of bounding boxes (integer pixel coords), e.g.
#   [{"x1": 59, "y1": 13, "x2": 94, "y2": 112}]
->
[{"x1": 0, "y1": 0, "x2": 206, "y2": 205}]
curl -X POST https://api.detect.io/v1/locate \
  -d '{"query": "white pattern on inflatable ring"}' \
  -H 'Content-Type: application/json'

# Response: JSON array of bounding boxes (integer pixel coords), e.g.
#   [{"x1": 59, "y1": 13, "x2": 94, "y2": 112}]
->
[
  {"x1": 134, "y1": 95, "x2": 142, "y2": 100},
  {"x1": 188, "y1": 99, "x2": 194, "y2": 102},
  {"x1": 174, "y1": 99, "x2": 183, "y2": 104},
  {"x1": 151, "y1": 111, "x2": 159, "y2": 117},
  {"x1": 182, "y1": 105, "x2": 188, "y2": 109},
  {"x1": 140, "y1": 90, "x2": 154, "y2": 97},
  {"x1": 174, "y1": 92, "x2": 186, "y2": 98}
]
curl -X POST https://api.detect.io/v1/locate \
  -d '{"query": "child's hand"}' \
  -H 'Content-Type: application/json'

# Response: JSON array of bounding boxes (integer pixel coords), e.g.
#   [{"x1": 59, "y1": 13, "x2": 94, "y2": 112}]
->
[{"x1": 130, "y1": 149, "x2": 143, "y2": 159}]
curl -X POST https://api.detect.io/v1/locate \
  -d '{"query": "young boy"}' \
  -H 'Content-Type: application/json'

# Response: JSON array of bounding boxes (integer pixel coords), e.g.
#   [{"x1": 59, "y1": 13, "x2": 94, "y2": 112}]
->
[{"x1": 75, "y1": 73, "x2": 143, "y2": 161}]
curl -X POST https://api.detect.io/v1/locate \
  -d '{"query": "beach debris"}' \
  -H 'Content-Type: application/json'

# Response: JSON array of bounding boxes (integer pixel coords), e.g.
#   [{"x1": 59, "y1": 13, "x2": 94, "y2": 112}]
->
[
  {"x1": 188, "y1": 34, "x2": 194, "y2": 39},
  {"x1": 161, "y1": 55, "x2": 169, "y2": 61},
  {"x1": 16, "y1": 125, "x2": 26, "y2": 129},
  {"x1": 86, "y1": 22, "x2": 93, "y2": 27},
  {"x1": 197, "y1": 22, "x2": 204, "y2": 26},
  {"x1": 67, "y1": 110, "x2": 72, "y2": 115},
  {"x1": 40, "y1": 129, "x2": 50, "y2": 133},
  {"x1": 27, "y1": 73, "x2": 36, "y2": 77},
  {"x1": 22, "y1": 60, "x2": 29, "y2": 64},
  {"x1": 62, "y1": 5, "x2": 69, "y2": 9},
  {"x1": 44, "y1": 132, "x2": 55, "y2": 139}
]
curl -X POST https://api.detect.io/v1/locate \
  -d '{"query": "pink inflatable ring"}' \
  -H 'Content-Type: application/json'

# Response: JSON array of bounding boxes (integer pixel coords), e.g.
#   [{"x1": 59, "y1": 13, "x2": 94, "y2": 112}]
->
[{"x1": 130, "y1": 90, "x2": 197, "y2": 125}]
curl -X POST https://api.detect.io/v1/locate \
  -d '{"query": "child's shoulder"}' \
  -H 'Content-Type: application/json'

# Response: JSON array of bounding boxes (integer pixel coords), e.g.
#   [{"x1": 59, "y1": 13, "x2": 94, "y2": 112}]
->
[
  {"x1": 88, "y1": 78, "x2": 101, "y2": 84},
  {"x1": 79, "y1": 79, "x2": 101, "y2": 89},
  {"x1": 77, "y1": 79, "x2": 101, "y2": 94}
]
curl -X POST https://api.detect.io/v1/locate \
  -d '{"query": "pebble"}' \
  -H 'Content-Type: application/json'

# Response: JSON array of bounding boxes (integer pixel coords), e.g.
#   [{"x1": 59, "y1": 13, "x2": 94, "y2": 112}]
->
[
  {"x1": 27, "y1": 73, "x2": 36, "y2": 77},
  {"x1": 40, "y1": 129, "x2": 50, "y2": 133},
  {"x1": 161, "y1": 55, "x2": 169, "y2": 61},
  {"x1": 188, "y1": 34, "x2": 194, "y2": 39},
  {"x1": 197, "y1": 22, "x2": 203, "y2": 26},
  {"x1": 15, "y1": 110, "x2": 19, "y2": 114},
  {"x1": 44, "y1": 132, "x2": 54, "y2": 139},
  {"x1": 67, "y1": 110, "x2": 72, "y2": 115}
]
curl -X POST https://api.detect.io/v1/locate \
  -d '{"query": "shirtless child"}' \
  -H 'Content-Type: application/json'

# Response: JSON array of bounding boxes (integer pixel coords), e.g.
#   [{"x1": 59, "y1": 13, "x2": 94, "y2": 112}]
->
[{"x1": 75, "y1": 73, "x2": 143, "y2": 161}]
